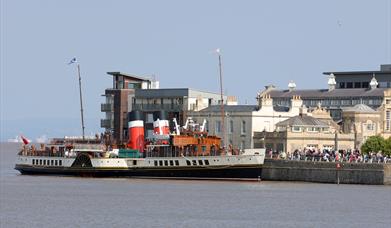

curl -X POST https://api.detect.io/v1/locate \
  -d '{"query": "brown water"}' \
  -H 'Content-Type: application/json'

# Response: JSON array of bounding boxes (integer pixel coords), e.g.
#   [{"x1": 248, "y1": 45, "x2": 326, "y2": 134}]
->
[{"x1": 1, "y1": 142, "x2": 390, "y2": 228}]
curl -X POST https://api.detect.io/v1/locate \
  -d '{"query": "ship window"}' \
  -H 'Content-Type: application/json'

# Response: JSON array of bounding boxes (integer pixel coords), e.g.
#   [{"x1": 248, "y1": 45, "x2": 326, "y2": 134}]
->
[
  {"x1": 186, "y1": 160, "x2": 191, "y2": 166},
  {"x1": 32, "y1": 159, "x2": 35, "y2": 165},
  {"x1": 159, "y1": 160, "x2": 163, "y2": 166},
  {"x1": 154, "y1": 160, "x2": 158, "y2": 166},
  {"x1": 51, "y1": 160, "x2": 54, "y2": 166},
  {"x1": 55, "y1": 160, "x2": 58, "y2": 166},
  {"x1": 175, "y1": 160, "x2": 179, "y2": 166},
  {"x1": 43, "y1": 160, "x2": 46, "y2": 165},
  {"x1": 169, "y1": 160, "x2": 174, "y2": 166},
  {"x1": 133, "y1": 160, "x2": 137, "y2": 166},
  {"x1": 164, "y1": 160, "x2": 168, "y2": 166},
  {"x1": 198, "y1": 160, "x2": 203, "y2": 165},
  {"x1": 192, "y1": 160, "x2": 197, "y2": 165},
  {"x1": 40, "y1": 160, "x2": 42, "y2": 165},
  {"x1": 59, "y1": 160, "x2": 62, "y2": 166},
  {"x1": 205, "y1": 160, "x2": 210, "y2": 165}
]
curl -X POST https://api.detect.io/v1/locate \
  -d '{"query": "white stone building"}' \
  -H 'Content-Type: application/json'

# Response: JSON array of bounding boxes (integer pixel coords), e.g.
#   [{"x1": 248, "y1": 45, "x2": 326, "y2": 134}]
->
[{"x1": 189, "y1": 94, "x2": 305, "y2": 150}]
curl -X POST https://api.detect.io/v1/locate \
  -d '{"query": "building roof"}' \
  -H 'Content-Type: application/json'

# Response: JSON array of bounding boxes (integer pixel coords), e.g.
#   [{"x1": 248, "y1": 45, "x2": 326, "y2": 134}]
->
[
  {"x1": 199, "y1": 105, "x2": 258, "y2": 113},
  {"x1": 107, "y1": 72, "x2": 152, "y2": 82},
  {"x1": 267, "y1": 88, "x2": 387, "y2": 99},
  {"x1": 323, "y1": 71, "x2": 391, "y2": 76},
  {"x1": 342, "y1": 104, "x2": 376, "y2": 113},
  {"x1": 135, "y1": 88, "x2": 222, "y2": 98},
  {"x1": 276, "y1": 114, "x2": 329, "y2": 127},
  {"x1": 323, "y1": 64, "x2": 391, "y2": 75}
]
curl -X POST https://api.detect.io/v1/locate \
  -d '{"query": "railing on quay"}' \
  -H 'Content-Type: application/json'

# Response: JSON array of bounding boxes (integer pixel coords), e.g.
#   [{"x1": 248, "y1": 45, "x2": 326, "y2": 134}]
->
[{"x1": 266, "y1": 153, "x2": 391, "y2": 164}]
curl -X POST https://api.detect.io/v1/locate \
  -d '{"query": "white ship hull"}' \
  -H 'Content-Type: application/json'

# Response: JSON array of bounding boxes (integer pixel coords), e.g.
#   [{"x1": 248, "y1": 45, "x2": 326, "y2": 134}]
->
[{"x1": 15, "y1": 149, "x2": 265, "y2": 180}]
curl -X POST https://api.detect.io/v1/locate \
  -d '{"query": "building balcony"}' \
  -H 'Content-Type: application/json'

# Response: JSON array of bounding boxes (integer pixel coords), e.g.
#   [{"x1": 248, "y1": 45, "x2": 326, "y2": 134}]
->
[
  {"x1": 101, "y1": 103, "x2": 114, "y2": 112},
  {"x1": 101, "y1": 119, "x2": 114, "y2": 129},
  {"x1": 133, "y1": 104, "x2": 182, "y2": 111}
]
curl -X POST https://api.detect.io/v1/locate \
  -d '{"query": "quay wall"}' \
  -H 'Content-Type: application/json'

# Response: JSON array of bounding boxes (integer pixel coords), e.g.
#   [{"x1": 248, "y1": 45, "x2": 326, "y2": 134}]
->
[{"x1": 261, "y1": 159, "x2": 391, "y2": 185}]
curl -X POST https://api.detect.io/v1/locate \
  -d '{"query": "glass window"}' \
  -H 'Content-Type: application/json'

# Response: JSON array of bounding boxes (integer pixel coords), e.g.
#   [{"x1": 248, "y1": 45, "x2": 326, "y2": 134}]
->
[
  {"x1": 362, "y1": 82, "x2": 369, "y2": 88},
  {"x1": 346, "y1": 82, "x2": 353, "y2": 88},
  {"x1": 159, "y1": 160, "x2": 163, "y2": 166},
  {"x1": 292, "y1": 126, "x2": 301, "y2": 132},
  {"x1": 154, "y1": 160, "x2": 158, "y2": 166},
  {"x1": 192, "y1": 160, "x2": 197, "y2": 165},
  {"x1": 169, "y1": 160, "x2": 174, "y2": 166},
  {"x1": 331, "y1": 100, "x2": 340, "y2": 105},
  {"x1": 186, "y1": 160, "x2": 191, "y2": 166},
  {"x1": 379, "y1": 82, "x2": 387, "y2": 88},
  {"x1": 386, "y1": 111, "x2": 390, "y2": 131},
  {"x1": 354, "y1": 82, "x2": 361, "y2": 88},
  {"x1": 240, "y1": 141, "x2": 245, "y2": 150},
  {"x1": 175, "y1": 160, "x2": 179, "y2": 166},
  {"x1": 215, "y1": 121, "x2": 221, "y2": 133},
  {"x1": 204, "y1": 160, "x2": 210, "y2": 165},
  {"x1": 164, "y1": 160, "x2": 168, "y2": 166},
  {"x1": 229, "y1": 120, "x2": 234, "y2": 134},
  {"x1": 59, "y1": 160, "x2": 62, "y2": 166},
  {"x1": 241, "y1": 120, "x2": 246, "y2": 134},
  {"x1": 198, "y1": 160, "x2": 203, "y2": 165},
  {"x1": 339, "y1": 82, "x2": 345, "y2": 88}
]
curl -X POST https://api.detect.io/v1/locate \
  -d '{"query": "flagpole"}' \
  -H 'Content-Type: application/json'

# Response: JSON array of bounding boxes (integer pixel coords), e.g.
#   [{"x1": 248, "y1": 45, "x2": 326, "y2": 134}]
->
[
  {"x1": 77, "y1": 63, "x2": 85, "y2": 140},
  {"x1": 217, "y1": 50, "x2": 226, "y2": 153}
]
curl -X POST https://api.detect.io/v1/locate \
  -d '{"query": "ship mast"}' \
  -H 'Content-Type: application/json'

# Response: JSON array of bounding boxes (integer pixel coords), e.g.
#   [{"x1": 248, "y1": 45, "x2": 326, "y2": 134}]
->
[
  {"x1": 77, "y1": 63, "x2": 86, "y2": 140},
  {"x1": 216, "y1": 49, "x2": 226, "y2": 152},
  {"x1": 69, "y1": 58, "x2": 85, "y2": 140}
]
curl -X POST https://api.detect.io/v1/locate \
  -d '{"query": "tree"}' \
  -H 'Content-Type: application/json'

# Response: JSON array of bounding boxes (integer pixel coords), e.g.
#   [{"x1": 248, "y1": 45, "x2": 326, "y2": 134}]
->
[
  {"x1": 361, "y1": 135, "x2": 385, "y2": 154},
  {"x1": 383, "y1": 137, "x2": 391, "y2": 156}
]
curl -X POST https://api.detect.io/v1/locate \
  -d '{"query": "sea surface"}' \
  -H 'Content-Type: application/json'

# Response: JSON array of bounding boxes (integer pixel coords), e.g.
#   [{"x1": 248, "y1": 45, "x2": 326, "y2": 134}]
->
[{"x1": 1, "y1": 142, "x2": 390, "y2": 228}]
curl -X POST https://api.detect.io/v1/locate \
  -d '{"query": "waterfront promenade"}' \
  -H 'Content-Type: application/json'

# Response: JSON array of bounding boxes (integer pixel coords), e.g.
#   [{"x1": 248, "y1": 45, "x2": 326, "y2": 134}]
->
[{"x1": 262, "y1": 149, "x2": 391, "y2": 185}]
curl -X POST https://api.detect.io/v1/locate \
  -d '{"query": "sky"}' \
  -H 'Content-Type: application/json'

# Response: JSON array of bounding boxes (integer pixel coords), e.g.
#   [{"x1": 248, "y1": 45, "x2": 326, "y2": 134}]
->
[{"x1": 1, "y1": 0, "x2": 390, "y2": 141}]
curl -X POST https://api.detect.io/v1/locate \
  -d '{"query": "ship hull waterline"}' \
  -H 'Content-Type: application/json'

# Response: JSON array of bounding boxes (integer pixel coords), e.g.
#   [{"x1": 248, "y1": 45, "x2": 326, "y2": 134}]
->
[{"x1": 15, "y1": 165, "x2": 263, "y2": 181}]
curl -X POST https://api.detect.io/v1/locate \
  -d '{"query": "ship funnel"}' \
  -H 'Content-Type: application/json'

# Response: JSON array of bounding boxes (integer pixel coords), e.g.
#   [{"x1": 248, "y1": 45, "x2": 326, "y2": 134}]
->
[
  {"x1": 128, "y1": 111, "x2": 144, "y2": 152},
  {"x1": 153, "y1": 111, "x2": 170, "y2": 135}
]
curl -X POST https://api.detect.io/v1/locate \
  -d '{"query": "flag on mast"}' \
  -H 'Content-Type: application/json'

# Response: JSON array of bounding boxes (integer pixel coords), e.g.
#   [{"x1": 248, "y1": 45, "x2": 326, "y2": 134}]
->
[
  {"x1": 68, "y1": 57, "x2": 77, "y2": 65},
  {"x1": 21, "y1": 135, "x2": 30, "y2": 145}
]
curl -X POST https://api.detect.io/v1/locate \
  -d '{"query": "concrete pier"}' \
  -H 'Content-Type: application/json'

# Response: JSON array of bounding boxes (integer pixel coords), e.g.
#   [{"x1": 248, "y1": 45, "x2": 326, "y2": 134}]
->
[{"x1": 262, "y1": 159, "x2": 391, "y2": 185}]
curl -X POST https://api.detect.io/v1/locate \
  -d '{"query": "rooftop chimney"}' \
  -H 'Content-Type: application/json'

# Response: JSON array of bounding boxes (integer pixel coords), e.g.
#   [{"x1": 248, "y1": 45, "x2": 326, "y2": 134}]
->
[
  {"x1": 370, "y1": 74, "x2": 378, "y2": 89},
  {"x1": 288, "y1": 81, "x2": 296, "y2": 91},
  {"x1": 328, "y1": 73, "x2": 336, "y2": 91}
]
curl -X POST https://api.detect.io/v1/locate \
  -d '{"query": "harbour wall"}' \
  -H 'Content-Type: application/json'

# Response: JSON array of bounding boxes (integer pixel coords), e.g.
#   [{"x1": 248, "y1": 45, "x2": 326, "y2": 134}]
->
[{"x1": 261, "y1": 159, "x2": 391, "y2": 185}]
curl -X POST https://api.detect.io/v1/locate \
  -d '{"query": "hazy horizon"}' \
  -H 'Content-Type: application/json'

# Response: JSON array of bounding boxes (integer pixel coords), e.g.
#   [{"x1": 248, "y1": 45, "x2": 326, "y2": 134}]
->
[{"x1": 1, "y1": 0, "x2": 390, "y2": 141}]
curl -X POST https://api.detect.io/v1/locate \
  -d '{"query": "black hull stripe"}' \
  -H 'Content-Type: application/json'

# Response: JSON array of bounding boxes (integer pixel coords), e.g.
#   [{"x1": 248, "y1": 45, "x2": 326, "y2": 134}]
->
[{"x1": 15, "y1": 165, "x2": 263, "y2": 180}]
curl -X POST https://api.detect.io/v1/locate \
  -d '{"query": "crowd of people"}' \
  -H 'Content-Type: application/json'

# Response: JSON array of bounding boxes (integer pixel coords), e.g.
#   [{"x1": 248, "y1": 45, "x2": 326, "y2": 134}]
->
[{"x1": 268, "y1": 148, "x2": 391, "y2": 163}]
